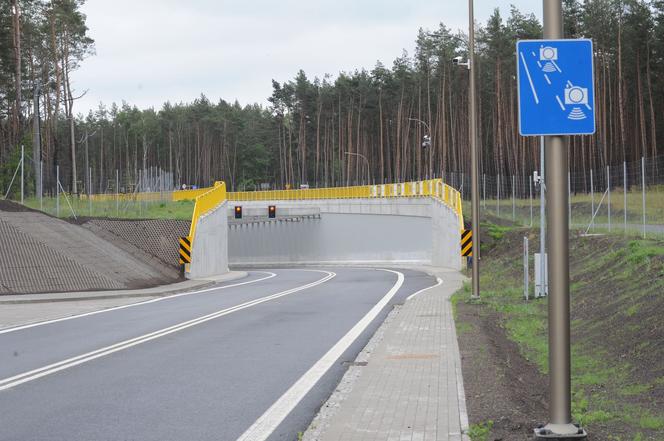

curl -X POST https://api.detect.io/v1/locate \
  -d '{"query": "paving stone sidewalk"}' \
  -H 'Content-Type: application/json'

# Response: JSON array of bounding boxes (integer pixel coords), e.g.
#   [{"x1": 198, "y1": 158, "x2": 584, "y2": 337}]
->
[{"x1": 304, "y1": 267, "x2": 470, "y2": 441}]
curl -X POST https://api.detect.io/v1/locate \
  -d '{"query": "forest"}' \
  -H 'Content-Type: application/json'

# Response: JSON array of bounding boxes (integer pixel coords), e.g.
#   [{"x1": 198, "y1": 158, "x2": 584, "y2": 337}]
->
[{"x1": 1, "y1": 0, "x2": 664, "y2": 194}]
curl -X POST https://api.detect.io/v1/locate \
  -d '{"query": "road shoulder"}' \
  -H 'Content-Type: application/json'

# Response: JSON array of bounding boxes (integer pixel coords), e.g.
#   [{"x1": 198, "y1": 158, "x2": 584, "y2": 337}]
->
[{"x1": 0, "y1": 271, "x2": 247, "y2": 330}]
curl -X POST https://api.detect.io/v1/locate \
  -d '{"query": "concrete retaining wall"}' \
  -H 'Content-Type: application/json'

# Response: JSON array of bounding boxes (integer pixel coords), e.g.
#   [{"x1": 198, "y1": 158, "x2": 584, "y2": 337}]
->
[
  {"x1": 187, "y1": 202, "x2": 229, "y2": 279},
  {"x1": 227, "y1": 197, "x2": 462, "y2": 270},
  {"x1": 229, "y1": 213, "x2": 432, "y2": 266}
]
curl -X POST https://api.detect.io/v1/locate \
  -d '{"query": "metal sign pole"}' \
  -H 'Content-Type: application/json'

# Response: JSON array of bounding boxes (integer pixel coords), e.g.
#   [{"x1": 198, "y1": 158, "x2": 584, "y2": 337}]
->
[
  {"x1": 468, "y1": 0, "x2": 481, "y2": 299},
  {"x1": 537, "y1": 1, "x2": 585, "y2": 438}
]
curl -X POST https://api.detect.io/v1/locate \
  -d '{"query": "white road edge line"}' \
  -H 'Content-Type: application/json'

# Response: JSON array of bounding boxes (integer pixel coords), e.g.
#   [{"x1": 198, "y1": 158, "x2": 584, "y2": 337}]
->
[
  {"x1": 406, "y1": 277, "x2": 442, "y2": 301},
  {"x1": 0, "y1": 272, "x2": 278, "y2": 335},
  {"x1": 0, "y1": 271, "x2": 336, "y2": 392},
  {"x1": 236, "y1": 268, "x2": 405, "y2": 441}
]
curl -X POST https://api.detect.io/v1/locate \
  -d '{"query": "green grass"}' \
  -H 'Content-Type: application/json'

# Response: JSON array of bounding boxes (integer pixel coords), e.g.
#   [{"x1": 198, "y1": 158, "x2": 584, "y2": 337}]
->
[
  {"x1": 453, "y1": 223, "x2": 664, "y2": 437},
  {"x1": 467, "y1": 420, "x2": 493, "y2": 441},
  {"x1": 22, "y1": 196, "x2": 194, "y2": 220}
]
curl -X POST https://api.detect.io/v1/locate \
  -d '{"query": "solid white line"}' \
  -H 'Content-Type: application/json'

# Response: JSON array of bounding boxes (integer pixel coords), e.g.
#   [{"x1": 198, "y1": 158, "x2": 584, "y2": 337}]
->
[
  {"x1": 236, "y1": 269, "x2": 405, "y2": 441},
  {"x1": 406, "y1": 277, "x2": 442, "y2": 301},
  {"x1": 0, "y1": 271, "x2": 335, "y2": 392},
  {"x1": 0, "y1": 272, "x2": 277, "y2": 335},
  {"x1": 520, "y1": 52, "x2": 539, "y2": 104}
]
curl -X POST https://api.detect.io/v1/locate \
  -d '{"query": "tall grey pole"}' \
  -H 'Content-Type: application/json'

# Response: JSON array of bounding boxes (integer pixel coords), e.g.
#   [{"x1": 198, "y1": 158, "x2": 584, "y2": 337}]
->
[
  {"x1": 33, "y1": 85, "x2": 42, "y2": 201},
  {"x1": 540, "y1": 136, "x2": 545, "y2": 298},
  {"x1": 537, "y1": 1, "x2": 585, "y2": 438},
  {"x1": 468, "y1": 0, "x2": 480, "y2": 299},
  {"x1": 20, "y1": 144, "x2": 24, "y2": 204}
]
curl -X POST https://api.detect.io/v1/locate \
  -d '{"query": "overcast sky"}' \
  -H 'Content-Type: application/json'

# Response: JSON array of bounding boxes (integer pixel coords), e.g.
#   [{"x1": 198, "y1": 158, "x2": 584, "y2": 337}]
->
[{"x1": 75, "y1": 0, "x2": 541, "y2": 114}]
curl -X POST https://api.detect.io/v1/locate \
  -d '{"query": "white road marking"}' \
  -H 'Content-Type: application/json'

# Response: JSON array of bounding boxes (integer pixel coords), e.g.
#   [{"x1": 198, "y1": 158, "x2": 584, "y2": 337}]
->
[
  {"x1": 0, "y1": 271, "x2": 335, "y2": 392},
  {"x1": 520, "y1": 52, "x2": 539, "y2": 104},
  {"x1": 406, "y1": 277, "x2": 442, "y2": 301},
  {"x1": 236, "y1": 269, "x2": 405, "y2": 441},
  {"x1": 0, "y1": 272, "x2": 277, "y2": 335}
]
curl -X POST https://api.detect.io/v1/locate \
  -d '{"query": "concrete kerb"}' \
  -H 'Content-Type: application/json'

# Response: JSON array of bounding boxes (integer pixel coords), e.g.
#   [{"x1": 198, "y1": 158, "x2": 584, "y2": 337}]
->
[
  {"x1": 0, "y1": 271, "x2": 248, "y2": 304},
  {"x1": 302, "y1": 264, "x2": 470, "y2": 441}
]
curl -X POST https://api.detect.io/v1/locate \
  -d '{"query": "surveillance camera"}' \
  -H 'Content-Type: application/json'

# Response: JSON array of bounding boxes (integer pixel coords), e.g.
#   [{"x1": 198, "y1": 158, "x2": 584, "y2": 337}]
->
[{"x1": 452, "y1": 56, "x2": 462, "y2": 64}]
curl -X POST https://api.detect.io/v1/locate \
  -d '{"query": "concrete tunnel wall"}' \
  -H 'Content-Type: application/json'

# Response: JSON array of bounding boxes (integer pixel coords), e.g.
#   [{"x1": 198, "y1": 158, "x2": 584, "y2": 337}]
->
[
  {"x1": 187, "y1": 197, "x2": 462, "y2": 278},
  {"x1": 187, "y1": 201, "x2": 229, "y2": 279},
  {"x1": 228, "y1": 198, "x2": 462, "y2": 270}
]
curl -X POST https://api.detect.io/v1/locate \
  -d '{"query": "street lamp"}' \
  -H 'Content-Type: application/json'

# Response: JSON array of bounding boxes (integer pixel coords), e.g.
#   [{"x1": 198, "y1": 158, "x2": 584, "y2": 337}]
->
[
  {"x1": 452, "y1": 0, "x2": 481, "y2": 300},
  {"x1": 408, "y1": 118, "x2": 432, "y2": 179},
  {"x1": 344, "y1": 152, "x2": 370, "y2": 185}
]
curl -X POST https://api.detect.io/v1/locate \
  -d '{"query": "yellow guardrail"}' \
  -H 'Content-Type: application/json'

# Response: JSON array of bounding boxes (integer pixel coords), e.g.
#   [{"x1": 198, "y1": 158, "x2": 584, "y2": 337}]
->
[
  {"x1": 173, "y1": 187, "x2": 212, "y2": 201},
  {"x1": 226, "y1": 178, "x2": 464, "y2": 230},
  {"x1": 188, "y1": 181, "x2": 227, "y2": 242}
]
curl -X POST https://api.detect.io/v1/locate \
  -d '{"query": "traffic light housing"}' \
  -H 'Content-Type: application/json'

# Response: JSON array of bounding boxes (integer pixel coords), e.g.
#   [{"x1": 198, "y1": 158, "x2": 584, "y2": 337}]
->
[
  {"x1": 234, "y1": 206, "x2": 242, "y2": 219},
  {"x1": 268, "y1": 205, "x2": 276, "y2": 218}
]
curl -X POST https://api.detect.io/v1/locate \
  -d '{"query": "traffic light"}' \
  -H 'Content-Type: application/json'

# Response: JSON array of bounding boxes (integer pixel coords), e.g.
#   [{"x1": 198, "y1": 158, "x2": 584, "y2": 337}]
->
[
  {"x1": 234, "y1": 206, "x2": 242, "y2": 219},
  {"x1": 268, "y1": 205, "x2": 276, "y2": 218}
]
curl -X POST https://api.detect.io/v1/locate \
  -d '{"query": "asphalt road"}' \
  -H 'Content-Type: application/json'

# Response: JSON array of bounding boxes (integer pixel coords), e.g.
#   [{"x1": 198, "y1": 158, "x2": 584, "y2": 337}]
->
[{"x1": 0, "y1": 267, "x2": 435, "y2": 441}]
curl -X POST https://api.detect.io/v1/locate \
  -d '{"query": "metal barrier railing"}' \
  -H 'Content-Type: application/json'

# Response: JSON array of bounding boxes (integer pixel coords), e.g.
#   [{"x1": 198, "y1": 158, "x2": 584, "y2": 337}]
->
[
  {"x1": 225, "y1": 178, "x2": 464, "y2": 230},
  {"x1": 187, "y1": 181, "x2": 227, "y2": 242}
]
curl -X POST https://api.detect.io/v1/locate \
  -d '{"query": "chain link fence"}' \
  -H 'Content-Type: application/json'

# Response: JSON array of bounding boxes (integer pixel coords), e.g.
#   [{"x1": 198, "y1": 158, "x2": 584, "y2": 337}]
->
[{"x1": 452, "y1": 155, "x2": 664, "y2": 237}]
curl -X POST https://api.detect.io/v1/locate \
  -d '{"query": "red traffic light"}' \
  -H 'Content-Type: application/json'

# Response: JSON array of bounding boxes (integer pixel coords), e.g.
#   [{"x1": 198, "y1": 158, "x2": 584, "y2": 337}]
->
[
  {"x1": 234, "y1": 206, "x2": 242, "y2": 219},
  {"x1": 268, "y1": 205, "x2": 276, "y2": 218}
]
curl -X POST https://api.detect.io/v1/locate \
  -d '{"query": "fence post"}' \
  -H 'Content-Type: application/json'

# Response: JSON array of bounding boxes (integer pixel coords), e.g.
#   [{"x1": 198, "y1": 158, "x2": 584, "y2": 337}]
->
[
  {"x1": 624, "y1": 161, "x2": 627, "y2": 234},
  {"x1": 642, "y1": 156, "x2": 646, "y2": 238},
  {"x1": 497, "y1": 174, "x2": 501, "y2": 216},
  {"x1": 116, "y1": 169, "x2": 120, "y2": 217},
  {"x1": 607, "y1": 165, "x2": 611, "y2": 232},
  {"x1": 20, "y1": 145, "x2": 24, "y2": 205},
  {"x1": 529, "y1": 176, "x2": 533, "y2": 227},
  {"x1": 590, "y1": 168, "x2": 594, "y2": 231},
  {"x1": 39, "y1": 160, "x2": 43, "y2": 211},
  {"x1": 524, "y1": 236, "x2": 529, "y2": 300},
  {"x1": 56, "y1": 165, "x2": 60, "y2": 217},
  {"x1": 89, "y1": 167, "x2": 92, "y2": 216},
  {"x1": 482, "y1": 173, "x2": 486, "y2": 209},
  {"x1": 512, "y1": 175, "x2": 516, "y2": 221}
]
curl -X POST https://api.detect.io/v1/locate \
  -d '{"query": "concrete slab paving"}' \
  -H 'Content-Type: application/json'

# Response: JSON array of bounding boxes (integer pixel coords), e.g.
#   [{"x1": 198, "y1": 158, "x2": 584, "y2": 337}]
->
[{"x1": 303, "y1": 266, "x2": 470, "y2": 441}]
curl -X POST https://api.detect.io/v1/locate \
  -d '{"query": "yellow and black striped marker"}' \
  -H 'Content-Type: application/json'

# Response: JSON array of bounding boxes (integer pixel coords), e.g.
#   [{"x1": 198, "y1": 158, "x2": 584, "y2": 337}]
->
[
  {"x1": 461, "y1": 229, "x2": 473, "y2": 257},
  {"x1": 179, "y1": 236, "x2": 192, "y2": 264}
]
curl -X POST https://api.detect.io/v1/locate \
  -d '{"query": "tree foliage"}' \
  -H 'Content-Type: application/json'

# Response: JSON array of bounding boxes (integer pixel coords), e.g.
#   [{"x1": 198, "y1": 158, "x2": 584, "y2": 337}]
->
[{"x1": 2, "y1": 1, "x2": 663, "y2": 193}]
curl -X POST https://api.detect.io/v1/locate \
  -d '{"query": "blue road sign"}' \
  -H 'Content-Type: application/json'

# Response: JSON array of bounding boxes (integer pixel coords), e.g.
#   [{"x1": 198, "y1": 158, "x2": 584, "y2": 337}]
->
[{"x1": 517, "y1": 39, "x2": 595, "y2": 136}]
